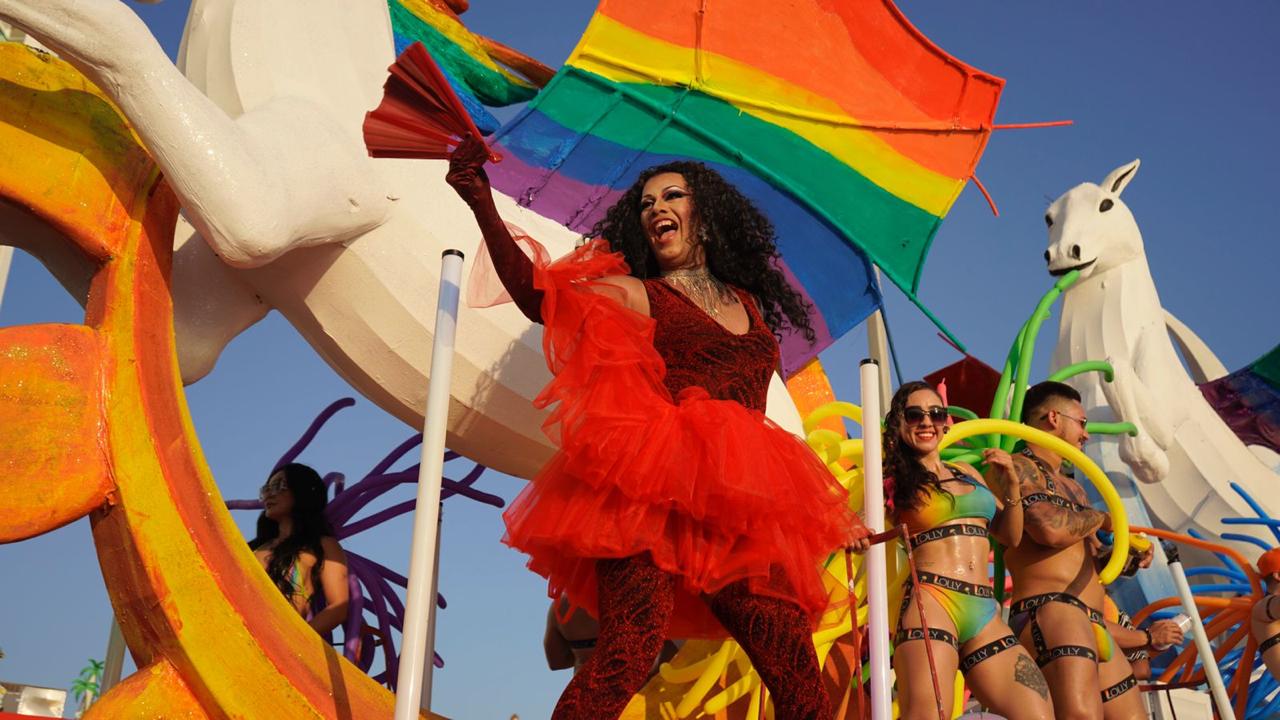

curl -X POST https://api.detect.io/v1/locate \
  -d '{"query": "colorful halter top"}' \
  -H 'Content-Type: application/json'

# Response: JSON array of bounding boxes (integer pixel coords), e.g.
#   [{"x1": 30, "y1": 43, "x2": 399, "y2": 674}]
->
[{"x1": 895, "y1": 467, "x2": 997, "y2": 546}]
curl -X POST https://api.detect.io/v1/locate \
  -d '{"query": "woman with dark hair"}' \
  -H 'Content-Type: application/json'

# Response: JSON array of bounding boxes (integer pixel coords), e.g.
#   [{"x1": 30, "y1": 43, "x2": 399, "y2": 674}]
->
[
  {"x1": 448, "y1": 136, "x2": 864, "y2": 720},
  {"x1": 883, "y1": 381, "x2": 1053, "y2": 719},
  {"x1": 250, "y1": 462, "x2": 350, "y2": 635}
]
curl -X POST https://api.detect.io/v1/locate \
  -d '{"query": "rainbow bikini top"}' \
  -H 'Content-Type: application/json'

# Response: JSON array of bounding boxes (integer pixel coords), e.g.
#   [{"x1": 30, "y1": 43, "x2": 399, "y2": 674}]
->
[{"x1": 896, "y1": 466, "x2": 997, "y2": 547}]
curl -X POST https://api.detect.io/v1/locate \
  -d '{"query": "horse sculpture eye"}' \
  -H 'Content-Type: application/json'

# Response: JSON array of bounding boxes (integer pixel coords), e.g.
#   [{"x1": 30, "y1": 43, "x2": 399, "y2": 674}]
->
[
  {"x1": 1044, "y1": 213, "x2": 1054, "y2": 227},
  {"x1": 1100, "y1": 198, "x2": 1114, "y2": 212}
]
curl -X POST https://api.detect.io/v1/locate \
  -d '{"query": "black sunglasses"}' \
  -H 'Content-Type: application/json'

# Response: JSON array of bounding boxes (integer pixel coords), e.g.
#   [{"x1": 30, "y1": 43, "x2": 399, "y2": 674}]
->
[{"x1": 903, "y1": 405, "x2": 949, "y2": 425}]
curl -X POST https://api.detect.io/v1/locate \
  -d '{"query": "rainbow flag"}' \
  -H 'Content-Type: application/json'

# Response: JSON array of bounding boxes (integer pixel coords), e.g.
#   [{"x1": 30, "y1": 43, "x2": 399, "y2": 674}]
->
[
  {"x1": 489, "y1": 0, "x2": 1004, "y2": 374},
  {"x1": 387, "y1": 0, "x2": 541, "y2": 132},
  {"x1": 1202, "y1": 343, "x2": 1280, "y2": 455}
]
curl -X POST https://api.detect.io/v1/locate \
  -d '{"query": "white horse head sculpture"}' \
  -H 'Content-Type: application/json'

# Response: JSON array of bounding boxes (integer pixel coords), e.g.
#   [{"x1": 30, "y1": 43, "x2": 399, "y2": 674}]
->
[
  {"x1": 1048, "y1": 159, "x2": 1280, "y2": 554},
  {"x1": 1045, "y1": 159, "x2": 1144, "y2": 280}
]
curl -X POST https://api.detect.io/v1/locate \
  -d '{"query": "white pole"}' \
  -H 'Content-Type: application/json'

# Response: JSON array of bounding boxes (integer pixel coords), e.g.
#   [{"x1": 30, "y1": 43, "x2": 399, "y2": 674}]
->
[
  {"x1": 421, "y1": 507, "x2": 444, "y2": 711},
  {"x1": 394, "y1": 249, "x2": 464, "y2": 720},
  {"x1": 860, "y1": 358, "x2": 892, "y2": 719},
  {"x1": 866, "y1": 309, "x2": 892, "y2": 411},
  {"x1": 0, "y1": 245, "x2": 14, "y2": 319},
  {"x1": 100, "y1": 619, "x2": 126, "y2": 693},
  {"x1": 1164, "y1": 544, "x2": 1233, "y2": 719}
]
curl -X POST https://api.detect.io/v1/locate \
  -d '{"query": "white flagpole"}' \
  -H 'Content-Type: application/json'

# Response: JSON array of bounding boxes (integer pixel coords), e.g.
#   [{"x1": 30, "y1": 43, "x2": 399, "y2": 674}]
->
[
  {"x1": 1163, "y1": 543, "x2": 1234, "y2": 718},
  {"x1": 394, "y1": 249, "x2": 464, "y2": 720},
  {"x1": 0, "y1": 246, "x2": 14, "y2": 319},
  {"x1": 100, "y1": 619, "x2": 126, "y2": 694},
  {"x1": 860, "y1": 358, "x2": 892, "y2": 718}
]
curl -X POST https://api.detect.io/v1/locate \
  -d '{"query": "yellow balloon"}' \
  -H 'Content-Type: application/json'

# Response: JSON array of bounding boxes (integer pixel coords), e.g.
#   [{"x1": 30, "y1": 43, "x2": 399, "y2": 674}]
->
[
  {"x1": 803, "y1": 401, "x2": 863, "y2": 434},
  {"x1": 675, "y1": 641, "x2": 734, "y2": 718},
  {"x1": 937, "y1": 419, "x2": 1129, "y2": 583}
]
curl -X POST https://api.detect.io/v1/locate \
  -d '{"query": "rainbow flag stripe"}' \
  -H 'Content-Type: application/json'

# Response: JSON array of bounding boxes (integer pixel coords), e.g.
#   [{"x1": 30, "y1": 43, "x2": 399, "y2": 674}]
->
[
  {"x1": 388, "y1": 0, "x2": 539, "y2": 131},
  {"x1": 1202, "y1": 343, "x2": 1280, "y2": 455},
  {"x1": 489, "y1": 0, "x2": 1003, "y2": 373}
]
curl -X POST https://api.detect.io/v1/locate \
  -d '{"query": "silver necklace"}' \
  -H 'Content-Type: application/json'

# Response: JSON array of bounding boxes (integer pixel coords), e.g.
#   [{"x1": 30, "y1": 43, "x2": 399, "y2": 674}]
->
[{"x1": 661, "y1": 268, "x2": 733, "y2": 318}]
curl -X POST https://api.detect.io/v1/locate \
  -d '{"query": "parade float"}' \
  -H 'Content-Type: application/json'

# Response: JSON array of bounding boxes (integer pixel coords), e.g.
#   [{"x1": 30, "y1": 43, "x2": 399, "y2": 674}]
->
[{"x1": 0, "y1": 0, "x2": 1275, "y2": 717}]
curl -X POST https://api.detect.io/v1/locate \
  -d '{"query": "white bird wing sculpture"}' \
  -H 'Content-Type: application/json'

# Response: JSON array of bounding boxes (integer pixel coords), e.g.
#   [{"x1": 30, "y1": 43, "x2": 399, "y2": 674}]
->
[{"x1": 0, "y1": 0, "x2": 805, "y2": 478}]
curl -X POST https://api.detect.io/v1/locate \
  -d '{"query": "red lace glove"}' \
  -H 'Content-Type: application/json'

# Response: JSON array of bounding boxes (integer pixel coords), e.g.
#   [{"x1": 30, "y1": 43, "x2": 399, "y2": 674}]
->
[{"x1": 447, "y1": 136, "x2": 544, "y2": 323}]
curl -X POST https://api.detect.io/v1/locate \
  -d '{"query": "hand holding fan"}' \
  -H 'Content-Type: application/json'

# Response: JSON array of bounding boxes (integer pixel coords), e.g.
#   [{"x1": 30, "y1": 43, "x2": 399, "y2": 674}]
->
[{"x1": 364, "y1": 41, "x2": 502, "y2": 163}]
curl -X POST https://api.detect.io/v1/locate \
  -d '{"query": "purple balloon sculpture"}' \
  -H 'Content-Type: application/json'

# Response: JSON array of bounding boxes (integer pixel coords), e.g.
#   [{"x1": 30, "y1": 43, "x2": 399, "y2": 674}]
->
[{"x1": 226, "y1": 397, "x2": 505, "y2": 688}]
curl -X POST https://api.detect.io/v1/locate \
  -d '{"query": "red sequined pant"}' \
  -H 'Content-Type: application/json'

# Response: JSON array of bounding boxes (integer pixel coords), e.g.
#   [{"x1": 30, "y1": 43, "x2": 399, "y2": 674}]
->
[{"x1": 551, "y1": 555, "x2": 831, "y2": 720}]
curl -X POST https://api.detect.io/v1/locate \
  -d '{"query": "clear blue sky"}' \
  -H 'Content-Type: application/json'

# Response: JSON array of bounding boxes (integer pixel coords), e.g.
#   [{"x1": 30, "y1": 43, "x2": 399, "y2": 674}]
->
[{"x1": 1, "y1": 2, "x2": 1277, "y2": 718}]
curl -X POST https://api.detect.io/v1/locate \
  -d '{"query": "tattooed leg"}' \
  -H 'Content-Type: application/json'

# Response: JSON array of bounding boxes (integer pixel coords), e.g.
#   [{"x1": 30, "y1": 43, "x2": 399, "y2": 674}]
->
[
  {"x1": 1015, "y1": 655, "x2": 1050, "y2": 700},
  {"x1": 962, "y1": 617, "x2": 1055, "y2": 719},
  {"x1": 1020, "y1": 601, "x2": 1103, "y2": 720}
]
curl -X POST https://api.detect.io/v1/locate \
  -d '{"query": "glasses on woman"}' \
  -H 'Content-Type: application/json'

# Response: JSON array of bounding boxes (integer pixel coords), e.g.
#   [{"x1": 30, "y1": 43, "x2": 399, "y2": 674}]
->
[
  {"x1": 903, "y1": 405, "x2": 949, "y2": 425},
  {"x1": 259, "y1": 475, "x2": 289, "y2": 501}
]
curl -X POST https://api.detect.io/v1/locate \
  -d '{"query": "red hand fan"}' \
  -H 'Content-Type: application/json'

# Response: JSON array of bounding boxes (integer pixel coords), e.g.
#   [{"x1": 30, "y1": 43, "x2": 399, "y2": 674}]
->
[{"x1": 363, "y1": 41, "x2": 502, "y2": 163}]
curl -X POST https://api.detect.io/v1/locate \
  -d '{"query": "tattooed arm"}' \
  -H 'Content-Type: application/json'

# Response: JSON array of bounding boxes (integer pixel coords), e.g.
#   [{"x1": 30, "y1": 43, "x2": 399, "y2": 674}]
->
[{"x1": 1014, "y1": 455, "x2": 1110, "y2": 549}]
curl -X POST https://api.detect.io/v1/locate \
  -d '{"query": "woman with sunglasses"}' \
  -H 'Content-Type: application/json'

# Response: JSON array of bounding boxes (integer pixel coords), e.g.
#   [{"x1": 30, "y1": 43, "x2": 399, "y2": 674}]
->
[
  {"x1": 250, "y1": 463, "x2": 350, "y2": 635},
  {"x1": 884, "y1": 381, "x2": 1054, "y2": 719}
]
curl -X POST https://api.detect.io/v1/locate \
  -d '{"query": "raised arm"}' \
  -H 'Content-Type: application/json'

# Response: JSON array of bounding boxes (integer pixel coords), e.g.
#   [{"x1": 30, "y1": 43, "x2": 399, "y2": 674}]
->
[
  {"x1": 446, "y1": 137, "x2": 649, "y2": 321},
  {"x1": 978, "y1": 450, "x2": 1023, "y2": 548},
  {"x1": 447, "y1": 136, "x2": 545, "y2": 323},
  {"x1": 1012, "y1": 455, "x2": 1109, "y2": 549}
]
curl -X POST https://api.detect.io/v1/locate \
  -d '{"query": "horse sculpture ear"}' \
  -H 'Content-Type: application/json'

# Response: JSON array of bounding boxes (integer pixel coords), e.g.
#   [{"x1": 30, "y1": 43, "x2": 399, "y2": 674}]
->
[{"x1": 1101, "y1": 159, "x2": 1141, "y2": 196}]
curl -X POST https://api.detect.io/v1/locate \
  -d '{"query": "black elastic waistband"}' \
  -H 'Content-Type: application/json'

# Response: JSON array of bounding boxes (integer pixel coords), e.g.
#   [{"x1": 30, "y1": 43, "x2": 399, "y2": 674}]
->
[
  {"x1": 1010, "y1": 592, "x2": 1103, "y2": 624},
  {"x1": 912, "y1": 570, "x2": 995, "y2": 599},
  {"x1": 910, "y1": 523, "x2": 989, "y2": 547}
]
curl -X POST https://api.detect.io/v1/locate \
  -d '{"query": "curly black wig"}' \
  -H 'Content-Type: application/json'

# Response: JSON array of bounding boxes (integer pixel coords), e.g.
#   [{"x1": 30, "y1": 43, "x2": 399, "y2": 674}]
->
[
  {"x1": 586, "y1": 161, "x2": 815, "y2": 344},
  {"x1": 883, "y1": 380, "x2": 953, "y2": 516}
]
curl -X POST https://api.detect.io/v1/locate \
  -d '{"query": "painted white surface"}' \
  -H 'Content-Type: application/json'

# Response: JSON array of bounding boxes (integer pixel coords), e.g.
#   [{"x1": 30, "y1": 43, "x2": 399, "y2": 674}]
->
[
  {"x1": 1047, "y1": 160, "x2": 1279, "y2": 554},
  {"x1": 0, "y1": 0, "x2": 806, "y2": 480},
  {"x1": 1162, "y1": 310, "x2": 1228, "y2": 384}
]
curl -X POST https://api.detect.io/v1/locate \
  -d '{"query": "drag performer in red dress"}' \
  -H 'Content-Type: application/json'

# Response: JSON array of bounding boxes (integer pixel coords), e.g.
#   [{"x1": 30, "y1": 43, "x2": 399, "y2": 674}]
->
[{"x1": 447, "y1": 136, "x2": 866, "y2": 720}]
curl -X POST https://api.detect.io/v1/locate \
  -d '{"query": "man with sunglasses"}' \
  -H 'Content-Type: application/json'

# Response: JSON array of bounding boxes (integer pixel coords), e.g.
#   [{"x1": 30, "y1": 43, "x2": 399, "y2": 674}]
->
[{"x1": 1002, "y1": 381, "x2": 1152, "y2": 720}]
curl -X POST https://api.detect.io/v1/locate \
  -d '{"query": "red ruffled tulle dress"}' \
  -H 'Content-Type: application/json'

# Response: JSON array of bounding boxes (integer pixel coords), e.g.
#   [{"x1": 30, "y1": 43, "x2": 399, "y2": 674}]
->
[{"x1": 496, "y1": 235, "x2": 860, "y2": 638}]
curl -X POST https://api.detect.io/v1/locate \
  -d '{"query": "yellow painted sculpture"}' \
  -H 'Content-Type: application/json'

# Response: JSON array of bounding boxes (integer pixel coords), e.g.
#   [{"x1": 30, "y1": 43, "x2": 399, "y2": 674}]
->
[{"x1": 0, "y1": 43, "x2": 439, "y2": 719}]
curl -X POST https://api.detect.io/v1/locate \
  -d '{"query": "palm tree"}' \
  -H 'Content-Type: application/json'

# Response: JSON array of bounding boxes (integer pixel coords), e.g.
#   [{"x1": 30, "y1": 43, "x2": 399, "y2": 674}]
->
[{"x1": 71, "y1": 659, "x2": 105, "y2": 717}]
